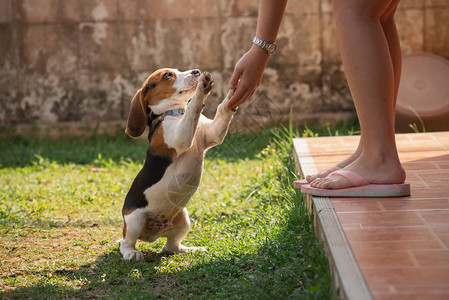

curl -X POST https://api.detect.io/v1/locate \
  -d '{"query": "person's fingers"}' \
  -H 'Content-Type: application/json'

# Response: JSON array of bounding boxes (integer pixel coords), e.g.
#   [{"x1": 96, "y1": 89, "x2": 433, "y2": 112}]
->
[
  {"x1": 228, "y1": 86, "x2": 253, "y2": 111},
  {"x1": 248, "y1": 89, "x2": 256, "y2": 99},
  {"x1": 228, "y1": 66, "x2": 243, "y2": 90},
  {"x1": 234, "y1": 90, "x2": 251, "y2": 108},
  {"x1": 227, "y1": 84, "x2": 247, "y2": 110}
]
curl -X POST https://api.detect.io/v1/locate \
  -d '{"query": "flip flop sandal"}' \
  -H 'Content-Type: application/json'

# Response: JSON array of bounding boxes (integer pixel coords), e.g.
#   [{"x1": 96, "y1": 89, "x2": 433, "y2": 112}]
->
[{"x1": 300, "y1": 169, "x2": 410, "y2": 198}]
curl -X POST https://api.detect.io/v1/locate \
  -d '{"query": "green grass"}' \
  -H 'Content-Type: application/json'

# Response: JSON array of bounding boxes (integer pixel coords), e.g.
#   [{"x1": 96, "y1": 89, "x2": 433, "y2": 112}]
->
[{"x1": 0, "y1": 120, "x2": 359, "y2": 299}]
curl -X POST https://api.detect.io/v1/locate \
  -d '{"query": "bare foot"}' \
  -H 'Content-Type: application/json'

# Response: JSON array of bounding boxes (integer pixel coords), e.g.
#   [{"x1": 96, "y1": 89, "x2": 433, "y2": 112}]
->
[
  {"x1": 310, "y1": 153, "x2": 406, "y2": 189},
  {"x1": 306, "y1": 141, "x2": 363, "y2": 183}
]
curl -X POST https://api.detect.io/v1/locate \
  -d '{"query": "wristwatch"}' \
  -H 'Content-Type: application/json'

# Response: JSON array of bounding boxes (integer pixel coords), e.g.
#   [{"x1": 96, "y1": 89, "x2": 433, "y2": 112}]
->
[{"x1": 252, "y1": 36, "x2": 277, "y2": 55}]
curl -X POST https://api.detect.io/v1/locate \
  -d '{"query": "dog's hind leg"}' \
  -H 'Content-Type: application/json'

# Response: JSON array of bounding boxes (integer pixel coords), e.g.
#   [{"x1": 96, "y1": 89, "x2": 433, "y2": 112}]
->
[
  {"x1": 119, "y1": 210, "x2": 145, "y2": 261},
  {"x1": 162, "y1": 208, "x2": 204, "y2": 253}
]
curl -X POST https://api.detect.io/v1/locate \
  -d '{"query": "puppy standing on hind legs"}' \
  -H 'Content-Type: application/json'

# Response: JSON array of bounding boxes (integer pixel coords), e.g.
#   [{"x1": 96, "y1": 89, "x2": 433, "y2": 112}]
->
[{"x1": 118, "y1": 68, "x2": 235, "y2": 261}]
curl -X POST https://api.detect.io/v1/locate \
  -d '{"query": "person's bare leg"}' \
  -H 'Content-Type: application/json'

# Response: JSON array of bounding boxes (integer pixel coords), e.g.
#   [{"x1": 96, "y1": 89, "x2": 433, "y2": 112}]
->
[
  {"x1": 381, "y1": 1, "x2": 402, "y2": 110},
  {"x1": 307, "y1": 0, "x2": 402, "y2": 184},
  {"x1": 311, "y1": 0, "x2": 405, "y2": 189}
]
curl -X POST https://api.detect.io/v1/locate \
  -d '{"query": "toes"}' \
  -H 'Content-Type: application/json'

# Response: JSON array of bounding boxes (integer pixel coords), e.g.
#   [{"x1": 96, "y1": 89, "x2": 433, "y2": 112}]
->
[
  {"x1": 189, "y1": 246, "x2": 207, "y2": 253},
  {"x1": 310, "y1": 178, "x2": 323, "y2": 188},
  {"x1": 310, "y1": 177, "x2": 332, "y2": 189},
  {"x1": 162, "y1": 245, "x2": 206, "y2": 254},
  {"x1": 135, "y1": 251, "x2": 144, "y2": 261},
  {"x1": 307, "y1": 174, "x2": 320, "y2": 183},
  {"x1": 200, "y1": 72, "x2": 213, "y2": 93},
  {"x1": 306, "y1": 171, "x2": 331, "y2": 183},
  {"x1": 123, "y1": 250, "x2": 143, "y2": 261},
  {"x1": 123, "y1": 252, "x2": 133, "y2": 260},
  {"x1": 318, "y1": 180, "x2": 332, "y2": 189},
  {"x1": 309, "y1": 173, "x2": 354, "y2": 190},
  {"x1": 306, "y1": 175, "x2": 314, "y2": 183},
  {"x1": 311, "y1": 180, "x2": 319, "y2": 188}
]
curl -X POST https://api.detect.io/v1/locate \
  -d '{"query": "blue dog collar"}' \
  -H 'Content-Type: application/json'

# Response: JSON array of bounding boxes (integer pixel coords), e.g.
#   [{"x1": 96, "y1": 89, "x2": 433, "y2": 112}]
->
[
  {"x1": 147, "y1": 107, "x2": 185, "y2": 136},
  {"x1": 162, "y1": 108, "x2": 185, "y2": 118}
]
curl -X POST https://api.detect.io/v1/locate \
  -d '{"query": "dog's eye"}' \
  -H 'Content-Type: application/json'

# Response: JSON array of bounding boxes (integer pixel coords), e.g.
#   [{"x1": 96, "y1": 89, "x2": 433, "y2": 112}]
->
[{"x1": 163, "y1": 72, "x2": 173, "y2": 80}]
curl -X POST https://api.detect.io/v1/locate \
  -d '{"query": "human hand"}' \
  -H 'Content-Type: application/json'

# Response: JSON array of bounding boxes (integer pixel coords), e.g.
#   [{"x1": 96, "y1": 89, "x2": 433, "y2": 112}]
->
[{"x1": 226, "y1": 45, "x2": 270, "y2": 112}]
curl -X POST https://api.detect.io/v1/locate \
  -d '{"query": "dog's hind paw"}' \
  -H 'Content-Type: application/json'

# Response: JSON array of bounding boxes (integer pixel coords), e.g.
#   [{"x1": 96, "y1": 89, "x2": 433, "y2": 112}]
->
[
  {"x1": 122, "y1": 249, "x2": 144, "y2": 261},
  {"x1": 162, "y1": 244, "x2": 206, "y2": 254},
  {"x1": 187, "y1": 246, "x2": 207, "y2": 253}
]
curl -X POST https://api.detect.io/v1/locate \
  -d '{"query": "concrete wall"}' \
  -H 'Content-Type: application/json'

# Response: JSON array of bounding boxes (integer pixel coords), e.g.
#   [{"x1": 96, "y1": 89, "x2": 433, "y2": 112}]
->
[{"x1": 1, "y1": 0, "x2": 449, "y2": 133}]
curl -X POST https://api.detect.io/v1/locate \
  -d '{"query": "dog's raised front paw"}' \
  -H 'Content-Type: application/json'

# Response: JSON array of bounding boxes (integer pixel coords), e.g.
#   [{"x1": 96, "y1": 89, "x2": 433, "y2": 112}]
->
[
  {"x1": 219, "y1": 89, "x2": 237, "y2": 114},
  {"x1": 199, "y1": 72, "x2": 213, "y2": 94},
  {"x1": 122, "y1": 249, "x2": 144, "y2": 261}
]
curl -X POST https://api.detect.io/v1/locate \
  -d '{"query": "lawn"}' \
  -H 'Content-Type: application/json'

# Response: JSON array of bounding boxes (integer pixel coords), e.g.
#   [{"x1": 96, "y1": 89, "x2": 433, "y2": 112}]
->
[{"x1": 0, "y1": 121, "x2": 358, "y2": 299}]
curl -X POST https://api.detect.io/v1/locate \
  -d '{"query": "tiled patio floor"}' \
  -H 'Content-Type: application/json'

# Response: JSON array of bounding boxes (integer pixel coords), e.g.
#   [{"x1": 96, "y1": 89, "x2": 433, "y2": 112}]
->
[{"x1": 294, "y1": 132, "x2": 449, "y2": 300}]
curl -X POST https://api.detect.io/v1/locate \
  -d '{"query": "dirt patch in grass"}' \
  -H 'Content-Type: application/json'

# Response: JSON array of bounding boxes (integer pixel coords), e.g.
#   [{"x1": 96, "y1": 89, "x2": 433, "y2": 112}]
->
[{"x1": 1, "y1": 227, "x2": 117, "y2": 280}]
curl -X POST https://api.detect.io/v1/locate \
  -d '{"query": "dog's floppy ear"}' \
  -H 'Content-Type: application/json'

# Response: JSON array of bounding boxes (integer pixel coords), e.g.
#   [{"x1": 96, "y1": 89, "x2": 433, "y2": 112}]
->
[{"x1": 125, "y1": 88, "x2": 147, "y2": 138}]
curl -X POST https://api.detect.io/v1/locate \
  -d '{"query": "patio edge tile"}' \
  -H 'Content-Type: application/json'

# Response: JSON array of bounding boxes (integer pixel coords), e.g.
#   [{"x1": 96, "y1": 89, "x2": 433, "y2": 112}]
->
[{"x1": 293, "y1": 138, "x2": 373, "y2": 300}]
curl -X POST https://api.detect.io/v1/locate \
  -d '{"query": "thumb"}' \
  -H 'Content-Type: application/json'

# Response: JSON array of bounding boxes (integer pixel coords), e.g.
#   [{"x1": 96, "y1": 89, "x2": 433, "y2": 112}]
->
[{"x1": 228, "y1": 67, "x2": 243, "y2": 90}]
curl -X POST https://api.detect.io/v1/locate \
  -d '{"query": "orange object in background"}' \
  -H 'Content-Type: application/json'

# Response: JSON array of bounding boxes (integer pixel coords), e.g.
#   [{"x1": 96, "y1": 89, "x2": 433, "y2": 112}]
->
[{"x1": 395, "y1": 53, "x2": 449, "y2": 133}]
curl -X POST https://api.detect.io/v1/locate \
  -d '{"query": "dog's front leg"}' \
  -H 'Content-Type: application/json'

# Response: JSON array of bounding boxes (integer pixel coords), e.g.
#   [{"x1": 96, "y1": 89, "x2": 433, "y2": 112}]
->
[
  {"x1": 165, "y1": 72, "x2": 213, "y2": 154},
  {"x1": 203, "y1": 90, "x2": 235, "y2": 148}
]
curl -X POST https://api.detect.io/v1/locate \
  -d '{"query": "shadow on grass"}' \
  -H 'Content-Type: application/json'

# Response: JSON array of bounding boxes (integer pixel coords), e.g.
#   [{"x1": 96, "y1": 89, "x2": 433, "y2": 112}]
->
[
  {"x1": 0, "y1": 215, "x2": 122, "y2": 232},
  {"x1": 1, "y1": 118, "x2": 360, "y2": 168},
  {"x1": 1, "y1": 190, "x2": 331, "y2": 300}
]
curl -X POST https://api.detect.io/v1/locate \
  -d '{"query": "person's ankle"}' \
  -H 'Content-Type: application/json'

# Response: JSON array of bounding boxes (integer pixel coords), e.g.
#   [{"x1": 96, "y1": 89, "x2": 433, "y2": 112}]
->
[
  {"x1": 357, "y1": 151, "x2": 406, "y2": 182},
  {"x1": 361, "y1": 147, "x2": 401, "y2": 165}
]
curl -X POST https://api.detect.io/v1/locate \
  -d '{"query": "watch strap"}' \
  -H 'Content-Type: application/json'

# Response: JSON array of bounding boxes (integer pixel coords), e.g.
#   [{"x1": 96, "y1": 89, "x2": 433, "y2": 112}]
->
[{"x1": 252, "y1": 36, "x2": 277, "y2": 55}]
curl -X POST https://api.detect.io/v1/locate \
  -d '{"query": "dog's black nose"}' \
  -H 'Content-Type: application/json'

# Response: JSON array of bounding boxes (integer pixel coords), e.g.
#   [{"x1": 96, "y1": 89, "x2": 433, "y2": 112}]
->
[{"x1": 191, "y1": 69, "x2": 200, "y2": 77}]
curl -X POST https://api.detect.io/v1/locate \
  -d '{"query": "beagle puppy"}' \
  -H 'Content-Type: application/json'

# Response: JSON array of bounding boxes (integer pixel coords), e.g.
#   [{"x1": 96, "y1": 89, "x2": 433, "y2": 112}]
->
[{"x1": 119, "y1": 68, "x2": 235, "y2": 261}]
